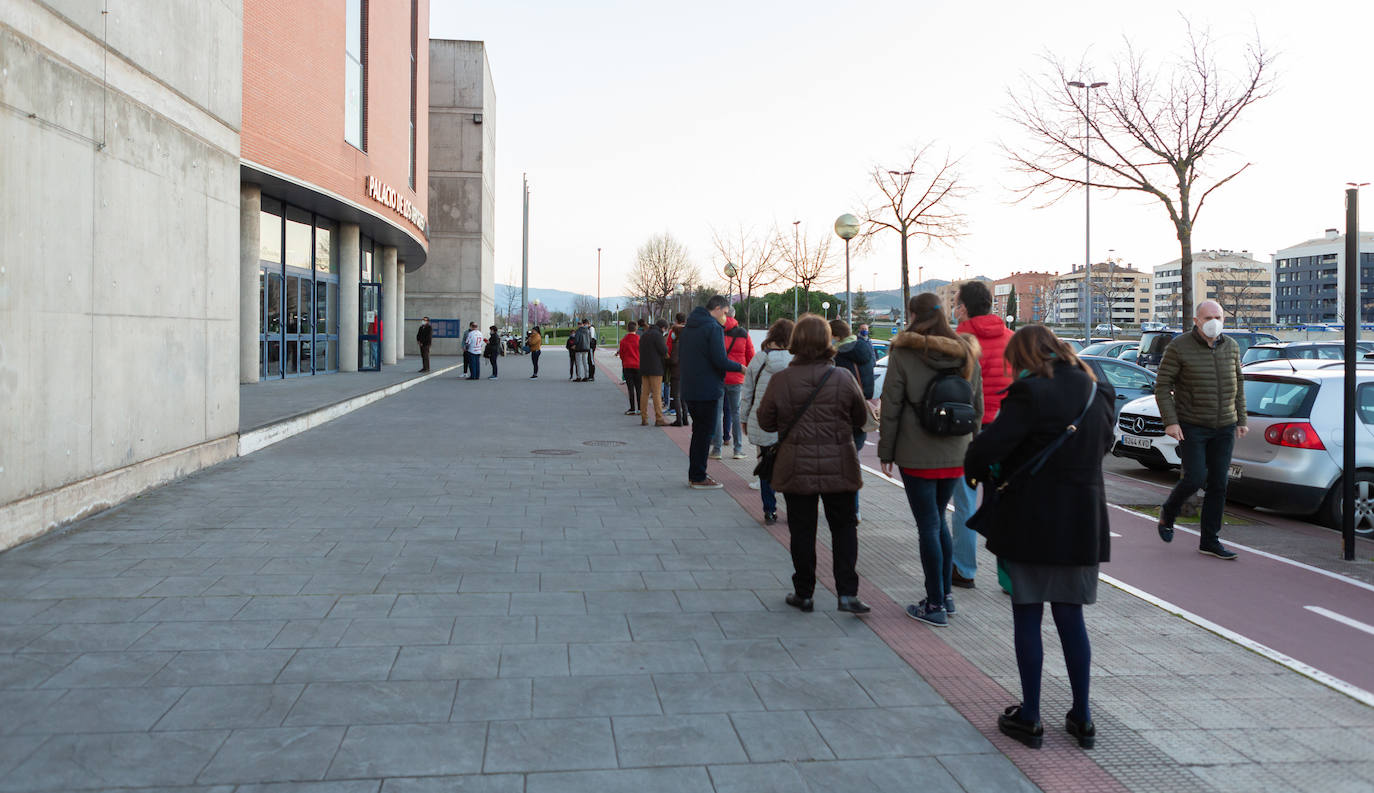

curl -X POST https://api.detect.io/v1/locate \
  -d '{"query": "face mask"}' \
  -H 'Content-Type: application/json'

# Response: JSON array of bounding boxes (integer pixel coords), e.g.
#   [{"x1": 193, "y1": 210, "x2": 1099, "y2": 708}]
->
[
  {"x1": 1202, "y1": 318, "x2": 1223, "y2": 338},
  {"x1": 858, "y1": 330, "x2": 869, "y2": 338}
]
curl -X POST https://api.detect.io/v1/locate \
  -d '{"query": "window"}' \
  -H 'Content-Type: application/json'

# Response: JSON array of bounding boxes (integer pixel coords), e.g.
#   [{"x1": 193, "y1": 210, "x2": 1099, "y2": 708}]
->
[
  {"x1": 260, "y1": 197, "x2": 282, "y2": 264},
  {"x1": 1099, "y1": 361, "x2": 1155, "y2": 390},
  {"x1": 345, "y1": 0, "x2": 367, "y2": 149},
  {"x1": 1358, "y1": 384, "x2": 1374, "y2": 425},
  {"x1": 285, "y1": 207, "x2": 312, "y2": 270},
  {"x1": 1243, "y1": 378, "x2": 1319, "y2": 419}
]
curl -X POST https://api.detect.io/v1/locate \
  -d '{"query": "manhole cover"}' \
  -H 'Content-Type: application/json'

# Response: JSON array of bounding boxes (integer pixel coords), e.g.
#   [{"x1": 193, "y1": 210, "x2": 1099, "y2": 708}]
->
[
  {"x1": 530, "y1": 449, "x2": 579, "y2": 456},
  {"x1": 582, "y1": 440, "x2": 627, "y2": 447}
]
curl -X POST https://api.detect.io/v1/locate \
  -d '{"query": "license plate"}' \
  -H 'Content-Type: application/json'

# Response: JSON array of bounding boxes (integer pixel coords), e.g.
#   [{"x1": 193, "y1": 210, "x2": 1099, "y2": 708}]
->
[
  {"x1": 1228, "y1": 463, "x2": 1243, "y2": 479},
  {"x1": 1122, "y1": 435, "x2": 1152, "y2": 449}
]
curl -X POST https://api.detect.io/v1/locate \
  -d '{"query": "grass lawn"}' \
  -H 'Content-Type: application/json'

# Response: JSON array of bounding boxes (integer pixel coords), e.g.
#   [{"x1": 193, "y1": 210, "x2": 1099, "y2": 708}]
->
[{"x1": 1124, "y1": 504, "x2": 1255, "y2": 527}]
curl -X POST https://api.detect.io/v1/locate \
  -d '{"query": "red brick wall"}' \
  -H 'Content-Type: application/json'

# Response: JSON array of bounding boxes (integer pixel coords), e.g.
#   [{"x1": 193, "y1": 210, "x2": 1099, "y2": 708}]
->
[{"x1": 243, "y1": 0, "x2": 428, "y2": 244}]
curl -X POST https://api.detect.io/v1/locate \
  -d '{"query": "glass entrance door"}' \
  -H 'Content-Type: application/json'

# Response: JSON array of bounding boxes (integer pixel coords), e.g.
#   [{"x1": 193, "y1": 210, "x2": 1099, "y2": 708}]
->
[
  {"x1": 284, "y1": 272, "x2": 314, "y2": 376},
  {"x1": 359, "y1": 282, "x2": 382, "y2": 371},
  {"x1": 261, "y1": 270, "x2": 283, "y2": 378}
]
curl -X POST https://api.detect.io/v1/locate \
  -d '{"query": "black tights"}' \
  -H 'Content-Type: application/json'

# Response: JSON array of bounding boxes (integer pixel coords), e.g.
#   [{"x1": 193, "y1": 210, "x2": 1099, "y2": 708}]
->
[{"x1": 1012, "y1": 602, "x2": 1092, "y2": 725}]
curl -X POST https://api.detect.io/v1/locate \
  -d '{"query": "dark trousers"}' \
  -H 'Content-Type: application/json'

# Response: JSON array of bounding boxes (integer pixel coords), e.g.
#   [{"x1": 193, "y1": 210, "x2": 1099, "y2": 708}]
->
[
  {"x1": 624, "y1": 368, "x2": 641, "y2": 410},
  {"x1": 1161, "y1": 422, "x2": 1236, "y2": 547},
  {"x1": 782, "y1": 492, "x2": 860, "y2": 598},
  {"x1": 464, "y1": 352, "x2": 480, "y2": 379},
  {"x1": 485, "y1": 353, "x2": 498, "y2": 378},
  {"x1": 686, "y1": 399, "x2": 718, "y2": 482},
  {"x1": 1013, "y1": 602, "x2": 1092, "y2": 725},
  {"x1": 418, "y1": 343, "x2": 431, "y2": 371},
  {"x1": 569, "y1": 350, "x2": 576, "y2": 378},
  {"x1": 531, "y1": 350, "x2": 540, "y2": 375},
  {"x1": 668, "y1": 366, "x2": 684, "y2": 421}
]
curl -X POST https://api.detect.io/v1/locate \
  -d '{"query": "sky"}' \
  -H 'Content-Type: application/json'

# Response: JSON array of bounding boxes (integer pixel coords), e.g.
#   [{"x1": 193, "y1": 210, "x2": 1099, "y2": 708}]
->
[{"x1": 431, "y1": 0, "x2": 1373, "y2": 300}]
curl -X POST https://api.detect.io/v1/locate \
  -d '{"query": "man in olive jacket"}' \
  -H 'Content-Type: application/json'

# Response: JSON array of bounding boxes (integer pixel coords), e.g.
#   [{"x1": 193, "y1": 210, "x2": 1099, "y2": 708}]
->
[{"x1": 1155, "y1": 300, "x2": 1247, "y2": 560}]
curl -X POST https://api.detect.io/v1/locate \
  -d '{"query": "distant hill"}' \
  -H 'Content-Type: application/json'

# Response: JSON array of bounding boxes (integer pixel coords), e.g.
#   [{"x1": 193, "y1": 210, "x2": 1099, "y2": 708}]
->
[
  {"x1": 496, "y1": 284, "x2": 634, "y2": 314},
  {"x1": 837, "y1": 281, "x2": 950, "y2": 311}
]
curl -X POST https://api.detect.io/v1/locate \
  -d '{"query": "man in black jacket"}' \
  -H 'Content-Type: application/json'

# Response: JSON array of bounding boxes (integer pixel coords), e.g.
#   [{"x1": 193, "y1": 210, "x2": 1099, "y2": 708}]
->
[
  {"x1": 638, "y1": 319, "x2": 670, "y2": 426},
  {"x1": 679, "y1": 297, "x2": 743, "y2": 489},
  {"x1": 416, "y1": 317, "x2": 433, "y2": 372}
]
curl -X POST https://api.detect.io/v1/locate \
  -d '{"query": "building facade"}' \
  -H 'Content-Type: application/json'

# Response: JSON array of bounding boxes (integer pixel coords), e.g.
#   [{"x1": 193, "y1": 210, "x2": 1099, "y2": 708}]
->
[
  {"x1": 1152, "y1": 250, "x2": 1272, "y2": 327},
  {"x1": 990, "y1": 272, "x2": 1058, "y2": 324},
  {"x1": 408, "y1": 40, "x2": 497, "y2": 356},
  {"x1": 1053, "y1": 263, "x2": 1152, "y2": 328},
  {"x1": 1273, "y1": 230, "x2": 1374, "y2": 325},
  {"x1": 240, "y1": 0, "x2": 430, "y2": 382},
  {"x1": 1, "y1": 1, "x2": 243, "y2": 548}
]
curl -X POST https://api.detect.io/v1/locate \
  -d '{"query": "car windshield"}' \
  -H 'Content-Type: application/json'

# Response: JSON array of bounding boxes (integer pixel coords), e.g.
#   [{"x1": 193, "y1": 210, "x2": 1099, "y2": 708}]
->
[
  {"x1": 1231, "y1": 333, "x2": 1279, "y2": 353},
  {"x1": 1140, "y1": 331, "x2": 1175, "y2": 356},
  {"x1": 1243, "y1": 347, "x2": 1282, "y2": 364},
  {"x1": 1080, "y1": 342, "x2": 1111, "y2": 356},
  {"x1": 1243, "y1": 377, "x2": 1320, "y2": 418}
]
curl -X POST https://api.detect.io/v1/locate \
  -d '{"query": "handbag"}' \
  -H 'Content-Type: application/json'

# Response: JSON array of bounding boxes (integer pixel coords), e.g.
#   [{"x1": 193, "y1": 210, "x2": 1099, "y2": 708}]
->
[
  {"x1": 753, "y1": 369, "x2": 834, "y2": 481},
  {"x1": 967, "y1": 378, "x2": 1098, "y2": 537}
]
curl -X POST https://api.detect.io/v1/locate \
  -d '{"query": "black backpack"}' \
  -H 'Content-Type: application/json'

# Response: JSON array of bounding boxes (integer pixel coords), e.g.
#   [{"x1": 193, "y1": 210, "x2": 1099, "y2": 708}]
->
[
  {"x1": 918, "y1": 369, "x2": 978, "y2": 436},
  {"x1": 573, "y1": 327, "x2": 591, "y2": 352}
]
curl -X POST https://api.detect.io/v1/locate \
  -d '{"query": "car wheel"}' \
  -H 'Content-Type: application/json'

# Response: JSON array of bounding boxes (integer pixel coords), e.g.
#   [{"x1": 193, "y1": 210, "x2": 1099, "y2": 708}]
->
[
  {"x1": 1324, "y1": 471, "x2": 1374, "y2": 536},
  {"x1": 1141, "y1": 459, "x2": 1174, "y2": 472}
]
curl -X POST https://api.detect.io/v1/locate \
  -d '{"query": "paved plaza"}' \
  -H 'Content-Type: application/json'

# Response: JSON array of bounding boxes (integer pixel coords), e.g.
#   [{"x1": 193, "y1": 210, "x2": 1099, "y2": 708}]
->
[{"x1": 0, "y1": 349, "x2": 1371, "y2": 792}]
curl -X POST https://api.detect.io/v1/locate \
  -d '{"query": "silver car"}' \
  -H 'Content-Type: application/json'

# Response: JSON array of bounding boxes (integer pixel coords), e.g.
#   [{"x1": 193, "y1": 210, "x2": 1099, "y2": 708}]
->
[{"x1": 1227, "y1": 362, "x2": 1374, "y2": 533}]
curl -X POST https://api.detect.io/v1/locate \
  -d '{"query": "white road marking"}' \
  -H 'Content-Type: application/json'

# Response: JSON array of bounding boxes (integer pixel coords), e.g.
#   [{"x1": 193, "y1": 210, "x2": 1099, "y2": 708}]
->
[
  {"x1": 1304, "y1": 606, "x2": 1374, "y2": 638},
  {"x1": 1100, "y1": 574, "x2": 1374, "y2": 707},
  {"x1": 1110, "y1": 532, "x2": 1123, "y2": 538}
]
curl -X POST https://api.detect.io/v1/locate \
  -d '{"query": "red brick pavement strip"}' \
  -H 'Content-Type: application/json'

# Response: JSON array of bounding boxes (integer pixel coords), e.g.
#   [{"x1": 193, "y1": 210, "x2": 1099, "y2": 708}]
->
[{"x1": 622, "y1": 382, "x2": 1132, "y2": 793}]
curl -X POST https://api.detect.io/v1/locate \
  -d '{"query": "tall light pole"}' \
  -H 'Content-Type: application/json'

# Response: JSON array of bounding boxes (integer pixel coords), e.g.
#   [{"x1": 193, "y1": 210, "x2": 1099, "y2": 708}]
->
[
  {"x1": 791, "y1": 220, "x2": 802, "y2": 318},
  {"x1": 1342, "y1": 182, "x2": 1367, "y2": 560},
  {"x1": 596, "y1": 248, "x2": 601, "y2": 328},
  {"x1": 521, "y1": 174, "x2": 530, "y2": 340},
  {"x1": 834, "y1": 213, "x2": 860, "y2": 327},
  {"x1": 821, "y1": 301, "x2": 831, "y2": 320},
  {"x1": 1068, "y1": 79, "x2": 1107, "y2": 340}
]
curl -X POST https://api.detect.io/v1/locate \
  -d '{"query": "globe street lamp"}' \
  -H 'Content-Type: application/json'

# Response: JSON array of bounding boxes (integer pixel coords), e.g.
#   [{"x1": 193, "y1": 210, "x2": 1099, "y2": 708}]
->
[
  {"x1": 833, "y1": 213, "x2": 860, "y2": 327},
  {"x1": 821, "y1": 301, "x2": 831, "y2": 320},
  {"x1": 723, "y1": 262, "x2": 739, "y2": 325}
]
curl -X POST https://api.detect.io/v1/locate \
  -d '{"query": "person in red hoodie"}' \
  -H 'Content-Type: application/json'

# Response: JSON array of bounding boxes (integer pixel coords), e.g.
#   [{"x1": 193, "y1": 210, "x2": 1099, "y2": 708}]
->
[
  {"x1": 710, "y1": 308, "x2": 756, "y2": 459},
  {"x1": 616, "y1": 321, "x2": 642, "y2": 415},
  {"x1": 950, "y1": 280, "x2": 1014, "y2": 589}
]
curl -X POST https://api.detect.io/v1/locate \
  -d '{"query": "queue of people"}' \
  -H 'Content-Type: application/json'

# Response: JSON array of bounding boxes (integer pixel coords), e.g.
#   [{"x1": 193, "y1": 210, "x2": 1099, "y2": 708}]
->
[{"x1": 576, "y1": 287, "x2": 1251, "y2": 753}]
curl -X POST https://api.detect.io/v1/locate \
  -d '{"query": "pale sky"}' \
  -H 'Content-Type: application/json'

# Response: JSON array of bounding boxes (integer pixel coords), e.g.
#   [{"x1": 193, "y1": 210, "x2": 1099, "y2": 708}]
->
[{"x1": 431, "y1": 0, "x2": 1372, "y2": 299}]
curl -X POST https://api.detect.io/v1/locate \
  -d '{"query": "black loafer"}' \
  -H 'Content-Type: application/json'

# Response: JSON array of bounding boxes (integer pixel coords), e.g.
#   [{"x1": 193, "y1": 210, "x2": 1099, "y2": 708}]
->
[
  {"x1": 764, "y1": 512, "x2": 777, "y2": 525},
  {"x1": 998, "y1": 705, "x2": 1043, "y2": 749},
  {"x1": 1157, "y1": 523, "x2": 1174, "y2": 543},
  {"x1": 1065, "y1": 712, "x2": 1096, "y2": 749},
  {"x1": 785, "y1": 593, "x2": 814, "y2": 612},
  {"x1": 837, "y1": 596, "x2": 871, "y2": 614}
]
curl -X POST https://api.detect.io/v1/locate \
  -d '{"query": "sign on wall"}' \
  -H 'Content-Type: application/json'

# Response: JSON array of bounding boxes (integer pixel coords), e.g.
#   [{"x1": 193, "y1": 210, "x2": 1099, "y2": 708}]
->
[{"x1": 365, "y1": 176, "x2": 428, "y2": 236}]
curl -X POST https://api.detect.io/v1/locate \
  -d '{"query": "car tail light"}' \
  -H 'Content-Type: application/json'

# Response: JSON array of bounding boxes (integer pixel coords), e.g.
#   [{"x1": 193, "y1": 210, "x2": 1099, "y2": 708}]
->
[{"x1": 1262, "y1": 422, "x2": 1326, "y2": 450}]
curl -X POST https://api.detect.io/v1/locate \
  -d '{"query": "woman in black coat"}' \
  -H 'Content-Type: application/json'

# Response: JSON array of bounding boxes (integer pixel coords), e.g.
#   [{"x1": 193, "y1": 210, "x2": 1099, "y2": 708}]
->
[
  {"x1": 484, "y1": 326, "x2": 502, "y2": 380},
  {"x1": 963, "y1": 325, "x2": 1116, "y2": 751}
]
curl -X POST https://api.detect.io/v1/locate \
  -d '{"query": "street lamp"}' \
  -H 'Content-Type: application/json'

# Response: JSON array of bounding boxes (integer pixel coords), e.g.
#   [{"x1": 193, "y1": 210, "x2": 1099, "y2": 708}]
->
[
  {"x1": 821, "y1": 301, "x2": 831, "y2": 320},
  {"x1": 834, "y1": 213, "x2": 860, "y2": 327},
  {"x1": 1068, "y1": 79, "x2": 1108, "y2": 341},
  {"x1": 723, "y1": 262, "x2": 739, "y2": 325},
  {"x1": 596, "y1": 247, "x2": 602, "y2": 327},
  {"x1": 792, "y1": 220, "x2": 801, "y2": 319}
]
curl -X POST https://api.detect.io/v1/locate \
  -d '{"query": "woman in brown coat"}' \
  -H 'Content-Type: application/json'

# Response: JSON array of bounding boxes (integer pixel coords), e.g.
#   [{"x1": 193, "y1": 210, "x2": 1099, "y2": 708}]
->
[{"x1": 758, "y1": 315, "x2": 872, "y2": 615}]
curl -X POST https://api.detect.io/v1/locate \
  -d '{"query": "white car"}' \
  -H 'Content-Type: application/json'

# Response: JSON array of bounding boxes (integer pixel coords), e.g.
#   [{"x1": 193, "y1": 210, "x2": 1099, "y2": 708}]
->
[
  {"x1": 871, "y1": 340, "x2": 890, "y2": 395},
  {"x1": 1111, "y1": 395, "x2": 1180, "y2": 471}
]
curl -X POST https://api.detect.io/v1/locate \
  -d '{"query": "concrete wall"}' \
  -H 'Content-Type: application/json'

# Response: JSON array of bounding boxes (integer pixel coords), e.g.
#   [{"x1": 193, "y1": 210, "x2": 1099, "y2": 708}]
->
[
  {"x1": 0, "y1": 0, "x2": 242, "y2": 548},
  {"x1": 409, "y1": 40, "x2": 495, "y2": 356}
]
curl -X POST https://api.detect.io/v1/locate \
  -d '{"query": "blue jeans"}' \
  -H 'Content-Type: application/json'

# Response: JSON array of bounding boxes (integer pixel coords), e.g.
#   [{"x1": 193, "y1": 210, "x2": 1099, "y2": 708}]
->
[
  {"x1": 760, "y1": 475, "x2": 777, "y2": 514},
  {"x1": 465, "y1": 352, "x2": 481, "y2": 379},
  {"x1": 950, "y1": 478, "x2": 978, "y2": 578},
  {"x1": 1161, "y1": 422, "x2": 1237, "y2": 548},
  {"x1": 853, "y1": 433, "x2": 867, "y2": 516},
  {"x1": 712, "y1": 384, "x2": 743, "y2": 453},
  {"x1": 900, "y1": 474, "x2": 957, "y2": 606}
]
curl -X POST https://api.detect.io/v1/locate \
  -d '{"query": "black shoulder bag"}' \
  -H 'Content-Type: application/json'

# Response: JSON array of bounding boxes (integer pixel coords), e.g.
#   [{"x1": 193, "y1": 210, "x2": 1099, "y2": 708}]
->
[
  {"x1": 967, "y1": 378, "x2": 1098, "y2": 537},
  {"x1": 753, "y1": 369, "x2": 834, "y2": 481}
]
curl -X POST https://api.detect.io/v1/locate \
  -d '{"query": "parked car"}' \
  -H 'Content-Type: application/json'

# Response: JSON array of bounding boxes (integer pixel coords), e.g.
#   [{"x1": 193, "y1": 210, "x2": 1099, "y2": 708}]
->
[
  {"x1": 1059, "y1": 336, "x2": 1112, "y2": 352},
  {"x1": 1081, "y1": 355, "x2": 1156, "y2": 418},
  {"x1": 1227, "y1": 363, "x2": 1374, "y2": 532},
  {"x1": 1093, "y1": 323, "x2": 1124, "y2": 334},
  {"x1": 1137, "y1": 329, "x2": 1279, "y2": 370},
  {"x1": 1119, "y1": 348, "x2": 1141, "y2": 364},
  {"x1": 1243, "y1": 342, "x2": 1350, "y2": 366},
  {"x1": 1112, "y1": 395, "x2": 1178, "y2": 471},
  {"x1": 869, "y1": 339, "x2": 890, "y2": 395},
  {"x1": 1141, "y1": 321, "x2": 1168, "y2": 332},
  {"x1": 1081, "y1": 340, "x2": 1139, "y2": 358}
]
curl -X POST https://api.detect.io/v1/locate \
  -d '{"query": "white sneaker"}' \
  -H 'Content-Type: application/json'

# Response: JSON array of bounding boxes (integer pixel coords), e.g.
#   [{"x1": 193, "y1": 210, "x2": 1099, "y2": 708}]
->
[
  {"x1": 732, "y1": 451, "x2": 748, "y2": 459},
  {"x1": 708, "y1": 451, "x2": 722, "y2": 460},
  {"x1": 748, "y1": 480, "x2": 762, "y2": 490}
]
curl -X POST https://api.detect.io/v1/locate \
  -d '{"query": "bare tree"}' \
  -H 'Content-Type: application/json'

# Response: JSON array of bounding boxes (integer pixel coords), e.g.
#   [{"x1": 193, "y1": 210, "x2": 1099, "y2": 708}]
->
[
  {"x1": 777, "y1": 223, "x2": 838, "y2": 315},
  {"x1": 861, "y1": 143, "x2": 969, "y2": 318},
  {"x1": 1086, "y1": 260, "x2": 1143, "y2": 335},
  {"x1": 626, "y1": 233, "x2": 697, "y2": 320},
  {"x1": 1003, "y1": 22, "x2": 1274, "y2": 322},
  {"x1": 710, "y1": 224, "x2": 784, "y2": 328},
  {"x1": 571, "y1": 294, "x2": 598, "y2": 322},
  {"x1": 499, "y1": 275, "x2": 522, "y2": 327},
  {"x1": 1208, "y1": 258, "x2": 1269, "y2": 326}
]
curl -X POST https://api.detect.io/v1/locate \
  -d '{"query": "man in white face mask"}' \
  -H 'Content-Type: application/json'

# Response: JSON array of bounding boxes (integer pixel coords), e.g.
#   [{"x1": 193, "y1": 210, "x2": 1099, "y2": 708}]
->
[{"x1": 1153, "y1": 300, "x2": 1249, "y2": 560}]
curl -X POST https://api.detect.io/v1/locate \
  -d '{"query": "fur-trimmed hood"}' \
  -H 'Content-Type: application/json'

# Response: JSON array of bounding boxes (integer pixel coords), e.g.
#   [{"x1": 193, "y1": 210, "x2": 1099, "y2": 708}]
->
[{"x1": 889, "y1": 331, "x2": 982, "y2": 380}]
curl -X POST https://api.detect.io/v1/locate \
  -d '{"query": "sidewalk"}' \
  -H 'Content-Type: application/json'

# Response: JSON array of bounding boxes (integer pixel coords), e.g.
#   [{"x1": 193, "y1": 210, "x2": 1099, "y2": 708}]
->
[
  {"x1": 0, "y1": 350, "x2": 1036, "y2": 792},
  {"x1": 241, "y1": 356, "x2": 462, "y2": 431}
]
